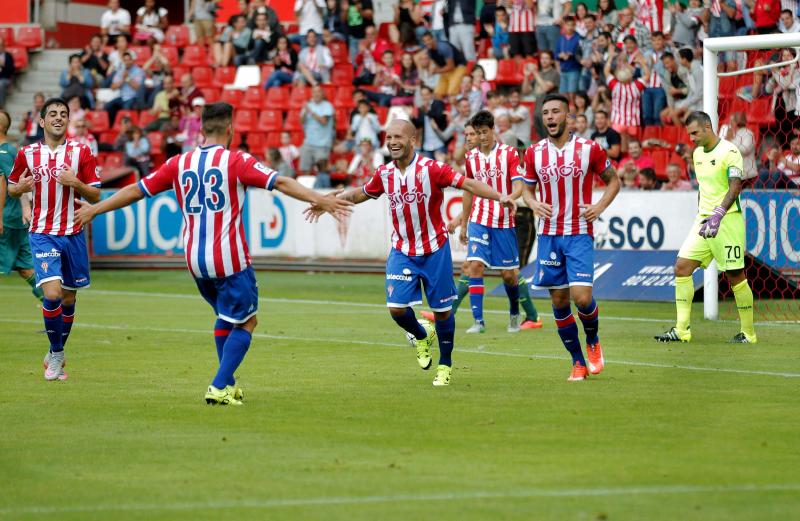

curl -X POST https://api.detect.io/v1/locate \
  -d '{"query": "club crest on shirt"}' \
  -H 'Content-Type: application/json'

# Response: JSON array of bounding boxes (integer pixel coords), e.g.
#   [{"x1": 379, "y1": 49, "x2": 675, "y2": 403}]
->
[
  {"x1": 387, "y1": 284, "x2": 394, "y2": 296},
  {"x1": 538, "y1": 161, "x2": 584, "y2": 183},
  {"x1": 41, "y1": 261, "x2": 48, "y2": 273},
  {"x1": 471, "y1": 244, "x2": 478, "y2": 253}
]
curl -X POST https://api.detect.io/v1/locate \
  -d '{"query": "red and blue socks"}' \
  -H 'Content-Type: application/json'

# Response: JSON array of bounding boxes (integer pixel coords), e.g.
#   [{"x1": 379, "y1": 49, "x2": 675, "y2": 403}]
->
[
  {"x1": 504, "y1": 282, "x2": 520, "y2": 316},
  {"x1": 211, "y1": 328, "x2": 252, "y2": 390},
  {"x1": 553, "y1": 305, "x2": 584, "y2": 365},
  {"x1": 392, "y1": 307, "x2": 427, "y2": 340},
  {"x1": 452, "y1": 275, "x2": 470, "y2": 314},
  {"x1": 42, "y1": 298, "x2": 63, "y2": 353},
  {"x1": 214, "y1": 319, "x2": 235, "y2": 386},
  {"x1": 61, "y1": 303, "x2": 75, "y2": 347},
  {"x1": 577, "y1": 298, "x2": 600, "y2": 345},
  {"x1": 434, "y1": 314, "x2": 455, "y2": 366},
  {"x1": 468, "y1": 277, "x2": 485, "y2": 324}
]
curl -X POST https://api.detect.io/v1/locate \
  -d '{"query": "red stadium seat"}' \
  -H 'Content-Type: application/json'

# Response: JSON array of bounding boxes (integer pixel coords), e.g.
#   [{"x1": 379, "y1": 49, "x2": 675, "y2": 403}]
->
[
  {"x1": 266, "y1": 132, "x2": 282, "y2": 148},
  {"x1": 164, "y1": 25, "x2": 191, "y2": 47},
  {"x1": 212, "y1": 66, "x2": 237, "y2": 88},
  {"x1": 641, "y1": 126, "x2": 661, "y2": 143},
  {"x1": 240, "y1": 86, "x2": 264, "y2": 109},
  {"x1": 335, "y1": 109, "x2": 350, "y2": 132},
  {"x1": 245, "y1": 132, "x2": 268, "y2": 155},
  {"x1": 231, "y1": 131, "x2": 243, "y2": 150},
  {"x1": 332, "y1": 87, "x2": 355, "y2": 109},
  {"x1": 7, "y1": 47, "x2": 28, "y2": 70},
  {"x1": 160, "y1": 46, "x2": 179, "y2": 68},
  {"x1": 233, "y1": 109, "x2": 257, "y2": 133},
  {"x1": 260, "y1": 63, "x2": 275, "y2": 83},
  {"x1": 0, "y1": 27, "x2": 15, "y2": 46},
  {"x1": 283, "y1": 110, "x2": 303, "y2": 131},
  {"x1": 138, "y1": 110, "x2": 159, "y2": 129},
  {"x1": 102, "y1": 152, "x2": 124, "y2": 169},
  {"x1": 15, "y1": 26, "x2": 42, "y2": 49},
  {"x1": 199, "y1": 87, "x2": 221, "y2": 102},
  {"x1": 147, "y1": 131, "x2": 165, "y2": 152},
  {"x1": 651, "y1": 149, "x2": 670, "y2": 175},
  {"x1": 130, "y1": 45, "x2": 152, "y2": 66},
  {"x1": 258, "y1": 109, "x2": 283, "y2": 132},
  {"x1": 287, "y1": 86, "x2": 311, "y2": 110},
  {"x1": 192, "y1": 66, "x2": 214, "y2": 88},
  {"x1": 98, "y1": 131, "x2": 118, "y2": 144},
  {"x1": 375, "y1": 106, "x2": 389, "y2": 125},
  {"x1": 181, "y1": 45, "x2": 207, "y2": 67},
  {"x1": 719, "y1": 77, "x2": 737, "y2": 99},
  {"x1": 660, "y1": 125, "x2": 679, "y2": 146},
  {"x1": 331, "y1": 65, "x2": 354, "y2": 86},
  {"x1": 171, "y1": 66, "x2": 189, "y2": 81},
  {"x1": 86, "y1": 111, "x2": 110, "y2": 133},
  {"x1": 264, "y1": 86, "x2": 289, "y2": 110},
  {"x1": 290, "y1": 131, "x2": 303, "y2": 146},
  {"x1": 495, "y1": 59, "x2": 520, "y2": 85},
  {"x1": 747, "y1": 97, "x2": 776, "y2": 126},
  {"x1": 112, "y1": 110, "x2": 139, "y2": 131},
  {"x1": 220, "y1": 89, "x2": 244, "y2": 108}
]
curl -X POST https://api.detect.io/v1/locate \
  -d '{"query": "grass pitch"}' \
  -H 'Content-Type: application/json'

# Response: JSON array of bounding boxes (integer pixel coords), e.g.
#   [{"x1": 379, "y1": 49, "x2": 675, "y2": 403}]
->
[{"x1": 1, "y1": 270, "x2": 798, "y2": 521}]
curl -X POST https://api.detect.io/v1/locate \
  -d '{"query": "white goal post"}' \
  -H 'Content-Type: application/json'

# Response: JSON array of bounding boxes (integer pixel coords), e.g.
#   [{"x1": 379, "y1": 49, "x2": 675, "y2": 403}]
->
[{"x1": 702, "y1": 33, "x2": 800, "y2": 320}]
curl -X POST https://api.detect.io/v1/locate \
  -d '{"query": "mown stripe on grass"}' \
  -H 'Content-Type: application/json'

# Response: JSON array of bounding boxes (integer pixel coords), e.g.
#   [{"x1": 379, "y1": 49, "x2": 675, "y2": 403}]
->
[
  {"x1": 2, "y1": 318, "x2": 798, "y2": 379},
  {"x1": 2, "y1": 286, "x2": 799, "y2": 326},
  {"x1": 1, "y1": 483, "x2": 798, "y2": 516}
]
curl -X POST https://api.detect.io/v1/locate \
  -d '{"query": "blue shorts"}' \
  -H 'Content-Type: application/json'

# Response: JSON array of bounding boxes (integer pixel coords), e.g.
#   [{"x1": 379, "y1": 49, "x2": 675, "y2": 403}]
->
[
  {"x1": 195, "y1": 266, "x2": 259, "y2": 324},
  {"x1": 29, "y1": 232, "x2": 91, "y2": 289},
  {"x1": 533, "y1": 234, "x2": 594, "y2": 289},
  {"x1": 467, "y1": 222, "x2": 520, "y2": 270},
  {"x1": 386, "y1": 246, "x2": 457, "y2": 311}
]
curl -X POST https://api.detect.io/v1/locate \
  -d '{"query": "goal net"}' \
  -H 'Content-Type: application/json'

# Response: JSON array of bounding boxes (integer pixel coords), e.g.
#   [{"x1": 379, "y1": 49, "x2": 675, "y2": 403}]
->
[{"x1": 703, "y1": 33, "x2": 800, "y2": 323}]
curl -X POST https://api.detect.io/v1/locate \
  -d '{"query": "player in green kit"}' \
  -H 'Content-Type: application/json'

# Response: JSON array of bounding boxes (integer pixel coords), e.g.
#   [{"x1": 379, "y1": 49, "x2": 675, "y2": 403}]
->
[
  {"x1": 0, "y1": 110, "x2": 43, "y2": 302},
  {"x1": 655, "y1": 111, "x2": 756, "y2": 344}
]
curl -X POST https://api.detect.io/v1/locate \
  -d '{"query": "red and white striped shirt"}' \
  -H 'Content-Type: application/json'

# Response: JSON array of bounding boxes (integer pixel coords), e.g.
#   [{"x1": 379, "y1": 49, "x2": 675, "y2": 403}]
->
[
  {"x1": 465, "y1": 143, "x2": 522, "y2": 229},
  {"x1": 509, "y1": 0, "x2": 536, "y2": 32},
  {"x1": 608, "y1": 75, "x2": 646, "y2": 127},
  {"x1": 778, "y1": 153, "x2": 800, "y2": 186},
  {"x1": 634, "y1": 0, "x2": 664, "y2": 32},
  {"x1": 363, "y1": 154, "x2": 465, "y2": 256},
  {"x1": 9, "y1": 141, "x2": 101, "y2": 236},
  {"x1": 521, "y1": 135, "x2": 611, "y2": 236},
  {"x1": 647, "y1": 50, "x2": 664, "y2": 88},
  {"x1": 139, "y1": 145, "x2": 278, "y2": 279}
]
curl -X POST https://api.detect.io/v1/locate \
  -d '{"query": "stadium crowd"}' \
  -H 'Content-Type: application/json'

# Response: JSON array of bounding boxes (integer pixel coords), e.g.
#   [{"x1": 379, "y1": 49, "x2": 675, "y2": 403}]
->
[{"x1": 1, "y1": 0, "x2": 799, "y2": 189}]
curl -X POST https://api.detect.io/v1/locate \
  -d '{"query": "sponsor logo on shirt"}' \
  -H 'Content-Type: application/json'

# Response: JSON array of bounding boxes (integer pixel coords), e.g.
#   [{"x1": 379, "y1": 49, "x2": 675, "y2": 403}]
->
[
  {"x1": 474, "y1": 168, "x2": 504, "y2": 181},
  {"x1": 388, "y1": 190, "x2": 428, "y2": 209},
  {"x1": 74, "y1": 277, "x2": 88, "y2": 283},
  {"x1": 387, "y1": 273, "x2": 413, "y2": 282},
  {"x1": 31, "y1": 166, "x2": 64, "y2": 182},
  {"x1": 470, "y1": 237, "x2": 489, "y2": 246},
  {"x1": 539, "y1": 161, "x2": 585, "y2": 183},
  {"x1": 539, "y1": 252, "x2": 561, "y2": 266}
]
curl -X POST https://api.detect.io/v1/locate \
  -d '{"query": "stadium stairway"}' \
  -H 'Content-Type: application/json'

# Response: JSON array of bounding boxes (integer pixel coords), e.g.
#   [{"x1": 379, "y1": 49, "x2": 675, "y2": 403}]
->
[{"x1": 5, "y1": 49, "x2": 78, "y2": 144}]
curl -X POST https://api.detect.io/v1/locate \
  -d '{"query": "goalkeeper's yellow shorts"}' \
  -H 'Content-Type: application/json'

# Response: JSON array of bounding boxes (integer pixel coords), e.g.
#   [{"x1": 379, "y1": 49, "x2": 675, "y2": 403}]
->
[{"x1": 678, "y1": 212, "x2": 746, "y2": 271}]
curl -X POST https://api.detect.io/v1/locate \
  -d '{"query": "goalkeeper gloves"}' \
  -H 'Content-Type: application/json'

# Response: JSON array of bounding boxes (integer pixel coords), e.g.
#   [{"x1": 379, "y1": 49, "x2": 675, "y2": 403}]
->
[{"x1": 698, "y1": 206, "x2": 726, "y2": 238}]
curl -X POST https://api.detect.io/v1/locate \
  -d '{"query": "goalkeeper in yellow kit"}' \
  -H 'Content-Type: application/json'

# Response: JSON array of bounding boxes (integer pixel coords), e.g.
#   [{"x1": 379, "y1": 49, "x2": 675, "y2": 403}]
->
[{"x1": 655, "y1": 111, "x2": 757, "y2": 344}]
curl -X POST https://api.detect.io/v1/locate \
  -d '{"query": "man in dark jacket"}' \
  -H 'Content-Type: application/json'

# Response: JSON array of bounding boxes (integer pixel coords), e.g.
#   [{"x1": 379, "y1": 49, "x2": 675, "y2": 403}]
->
[
  {"x1": 0, "y1": 38, "x2": 15, "y2": 109},
  {"x1": 412, "y1": 85, "x2": 449, "y2": 159}
]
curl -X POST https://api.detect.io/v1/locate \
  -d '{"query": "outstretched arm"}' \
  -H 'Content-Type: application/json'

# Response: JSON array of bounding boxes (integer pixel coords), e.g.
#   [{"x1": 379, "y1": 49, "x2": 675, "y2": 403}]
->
[
  {"x1": 579, "y1": 166, "x2": 620, "y2": 222},
  {"x1": 75, "y1": 183, "x2": 145, "y2": 226},
  {"x1": 462, "y1": 178, "x2": 516, "y2": 211},
  {"x1": 274, "y1": 176, "x2": 353, "y2": 222},
  {"x1": 302, "y1": 185, "x2": 365, "y2": 223}
]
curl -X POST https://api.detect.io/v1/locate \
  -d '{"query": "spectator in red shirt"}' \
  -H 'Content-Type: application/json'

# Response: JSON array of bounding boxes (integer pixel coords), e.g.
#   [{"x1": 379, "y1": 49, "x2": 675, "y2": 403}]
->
[
  {"x1": 619, "y1": 140, "x2": 655, "y2": 171},
  {"x1": 750, "y1": 0, "x2": 782, "y2": 33}
]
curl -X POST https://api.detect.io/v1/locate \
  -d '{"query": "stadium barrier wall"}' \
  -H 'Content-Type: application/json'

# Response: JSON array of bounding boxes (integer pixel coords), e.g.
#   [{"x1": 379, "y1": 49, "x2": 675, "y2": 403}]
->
[{"x1": 90, "y1": 188, "x2": 798, "y2": 275}]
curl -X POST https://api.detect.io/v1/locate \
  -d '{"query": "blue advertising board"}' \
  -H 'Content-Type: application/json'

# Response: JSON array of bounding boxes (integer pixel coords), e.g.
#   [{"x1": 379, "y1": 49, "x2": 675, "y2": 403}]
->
[
  {"x1": 491, "y1": 250, "x2": 703, "y2": 302},
  {"x1": 92, "y1": 191, "x2": 186, "y2": 255},
  {"x1": 740, "y1": 190, "x2": 800, "y2": 271}
]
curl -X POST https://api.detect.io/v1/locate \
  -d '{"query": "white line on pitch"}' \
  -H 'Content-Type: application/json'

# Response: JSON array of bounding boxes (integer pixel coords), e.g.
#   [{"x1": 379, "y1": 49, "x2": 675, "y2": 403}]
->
[
  {"x1": 2, "y1": 285, "x2": 798, "y2": 327},
  {"x1": 1, "y1": 318, "x2": 798, "y2": 379},
  {"x1": 0, "y1": 483, "x2": 798, "y2": 516}
]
